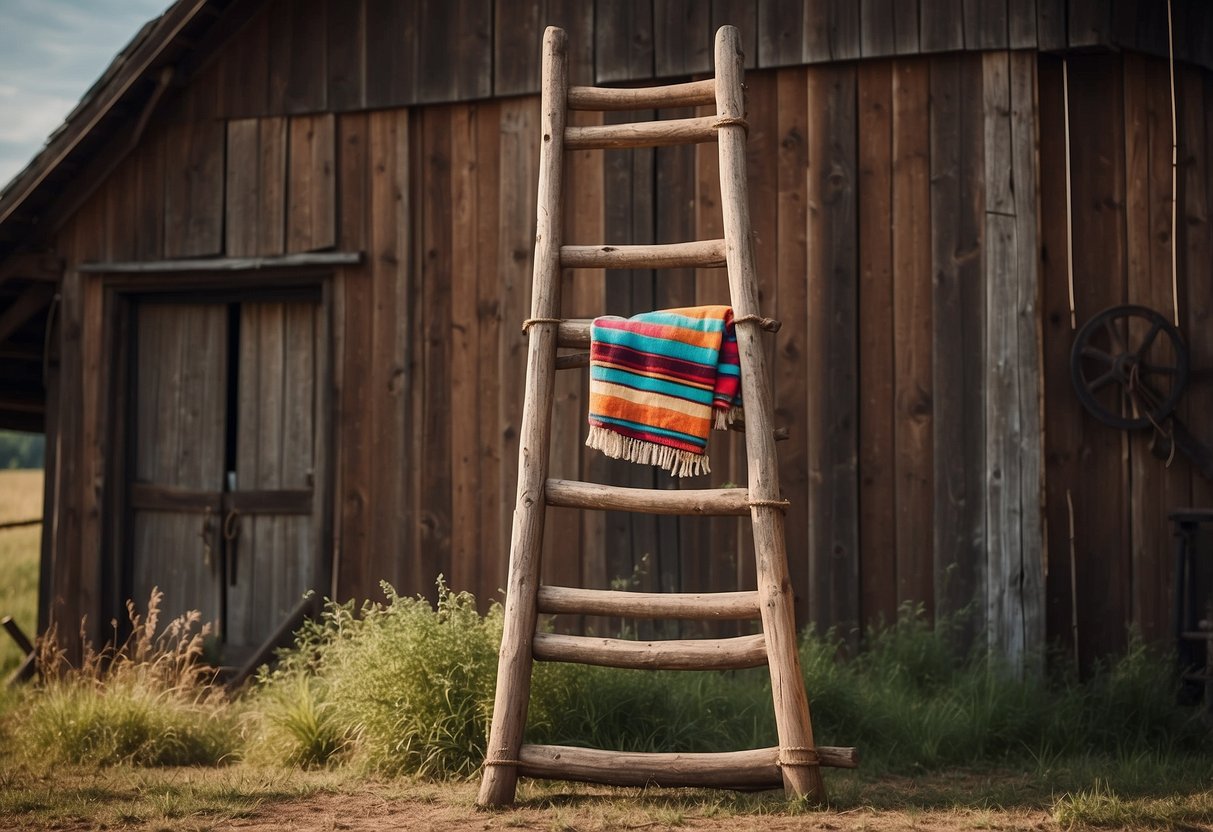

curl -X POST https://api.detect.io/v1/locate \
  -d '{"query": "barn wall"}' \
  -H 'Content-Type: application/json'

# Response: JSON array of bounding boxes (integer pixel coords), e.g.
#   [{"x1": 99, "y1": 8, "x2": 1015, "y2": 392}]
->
[
  {"x1": 43, "y1": 41, "x2": 1213, "y2": 668},
  {"x1": 1040, "y1": 54, "x2": 1213, "y2": 668}
]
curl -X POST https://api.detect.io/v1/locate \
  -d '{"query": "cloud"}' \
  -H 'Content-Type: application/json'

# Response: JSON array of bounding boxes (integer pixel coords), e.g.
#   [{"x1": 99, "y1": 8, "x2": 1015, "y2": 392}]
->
[{"x1": 0, "y1": 0, "x2": 167, "y2": 186}]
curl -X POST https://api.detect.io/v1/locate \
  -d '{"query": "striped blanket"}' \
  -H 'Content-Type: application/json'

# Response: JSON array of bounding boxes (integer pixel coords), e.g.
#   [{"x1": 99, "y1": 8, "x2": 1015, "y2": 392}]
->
[{"x1": 586, "y1": 305, "x2": 741, "y2": 477}]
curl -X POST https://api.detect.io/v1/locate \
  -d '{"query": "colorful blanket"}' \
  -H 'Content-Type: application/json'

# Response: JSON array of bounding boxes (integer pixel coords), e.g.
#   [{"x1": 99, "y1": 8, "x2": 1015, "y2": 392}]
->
[{"x1": 586, "y1": 305, "x2": 741, "y2": 477}]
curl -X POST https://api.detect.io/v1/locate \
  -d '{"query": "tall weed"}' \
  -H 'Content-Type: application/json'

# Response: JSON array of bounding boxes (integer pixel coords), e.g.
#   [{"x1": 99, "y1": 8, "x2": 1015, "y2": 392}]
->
[{"x1": 9, "y1": 589, "x2": 238, "y2": 767}]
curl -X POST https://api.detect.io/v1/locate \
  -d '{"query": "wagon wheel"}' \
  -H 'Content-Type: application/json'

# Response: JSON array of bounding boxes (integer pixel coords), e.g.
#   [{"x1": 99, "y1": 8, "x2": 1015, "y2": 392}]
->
[{"x1": 1070, "y1": 305, "x2": 1189, "y2": 431}]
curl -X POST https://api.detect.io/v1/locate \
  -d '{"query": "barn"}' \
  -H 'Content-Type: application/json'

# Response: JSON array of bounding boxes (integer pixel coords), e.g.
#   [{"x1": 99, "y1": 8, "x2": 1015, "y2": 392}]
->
[{"x1": 2, "y1": 0, "x2": 1212, "y2": 675}]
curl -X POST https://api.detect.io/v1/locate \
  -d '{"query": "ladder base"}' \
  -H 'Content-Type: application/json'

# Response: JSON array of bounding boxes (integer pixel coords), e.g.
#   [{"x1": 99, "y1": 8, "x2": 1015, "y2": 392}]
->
[{"x1": 517, "y1": 744, "x2": 858, "y2": 791}]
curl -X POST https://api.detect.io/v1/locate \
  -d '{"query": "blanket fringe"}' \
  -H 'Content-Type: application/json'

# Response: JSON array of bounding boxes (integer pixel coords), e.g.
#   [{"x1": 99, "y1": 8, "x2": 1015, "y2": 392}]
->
[
  {"x1": 713, "y1": 405, "x2": 743, "y2": 431},
  {"x1": 586, "y1": 426, "x2": 711, "y2": 478}
]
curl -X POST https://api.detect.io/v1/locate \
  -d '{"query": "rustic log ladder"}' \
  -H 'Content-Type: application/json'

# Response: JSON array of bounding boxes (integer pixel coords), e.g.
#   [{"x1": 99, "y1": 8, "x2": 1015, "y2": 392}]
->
[{"x1": 478, "y1": 24, "x2": 851, "y2": 807}]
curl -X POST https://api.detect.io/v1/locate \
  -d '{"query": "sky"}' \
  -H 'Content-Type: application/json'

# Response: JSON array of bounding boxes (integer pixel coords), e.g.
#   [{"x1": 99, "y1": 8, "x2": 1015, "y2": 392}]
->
[{"x1": 0, "y1": 0, "x2": 167, "y2": 187}]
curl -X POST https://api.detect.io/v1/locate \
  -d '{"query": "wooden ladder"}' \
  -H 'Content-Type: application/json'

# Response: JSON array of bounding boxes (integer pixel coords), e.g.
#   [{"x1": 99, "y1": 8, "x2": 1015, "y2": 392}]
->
[{"x1": 478, "y1": 24, "x2": 850, "y2": 807}]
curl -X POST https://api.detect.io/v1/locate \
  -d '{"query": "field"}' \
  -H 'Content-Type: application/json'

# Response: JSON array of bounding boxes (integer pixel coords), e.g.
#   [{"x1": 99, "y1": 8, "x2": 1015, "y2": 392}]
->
[{"x1": 0, "y1": 469, "x2": 41, "y2": 676}]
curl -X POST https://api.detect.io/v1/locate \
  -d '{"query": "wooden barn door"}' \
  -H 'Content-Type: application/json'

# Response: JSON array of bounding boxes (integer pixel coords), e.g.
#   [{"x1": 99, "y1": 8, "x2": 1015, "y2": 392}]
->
[
  {"x1": 129, "y1": 302, "x2": 229, "y2": 632},
  {"x1": 128, "y1": 296, "x2": 325, "y2": 664}
]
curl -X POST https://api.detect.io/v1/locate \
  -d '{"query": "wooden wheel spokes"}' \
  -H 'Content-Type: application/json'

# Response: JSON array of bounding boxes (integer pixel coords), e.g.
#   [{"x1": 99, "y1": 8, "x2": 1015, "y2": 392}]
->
[{"x1": 1070, "y1": 305, "x2": 1189, "y2": 431}]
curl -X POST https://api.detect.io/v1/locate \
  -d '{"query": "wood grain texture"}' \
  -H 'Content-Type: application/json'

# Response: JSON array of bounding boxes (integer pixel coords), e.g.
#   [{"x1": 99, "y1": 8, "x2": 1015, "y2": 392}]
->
[
  {"x1": 286, "y1": 115, "x2": 337, "y2": 253},
  {"x1": 803, "y1": 0, "x2": 861, "y2": 62},
  {"x1": 595, "y1": 0, "x2": 654, "y2": 83},
  {"x1": 856, "y1": 60, "x2": 897, "y2": 628},
  {"x1": 773, "y1": 68, "x2": 812, "y2": 626},
  {"x1": 806, "y1": 64, "x2": 860, "y2": 642},
  {"x1": 929, "y1": 54, "x2": 986, "y2": 649},
  {"x1": 892, "y1": 59, "x2": 934, "y2": 616},
  {"x1": 1123, "y1": 54, "x2": 1189, "y2": 644},
  {"x1": 1066, "y1": 53, "x2": 1130, "y2": 668},
  {"x1": 533, "y1": 631, "x2": 768, "y2": 669},
  {"x1": 919, "y1": 0, "x2": 965, "y2": 52},
  {"x1": 163, "y1": 119, "x2": 225, "y2": 258}
]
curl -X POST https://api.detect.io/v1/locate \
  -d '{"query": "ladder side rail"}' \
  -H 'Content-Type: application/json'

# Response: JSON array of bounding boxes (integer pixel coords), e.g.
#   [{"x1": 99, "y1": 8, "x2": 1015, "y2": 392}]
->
[
  {"x1": 714, "y1": 25, "x2": 826, "y2": 803},
  {"x1": 477, "y1": 25, "x2": 569, "y2": 808}
]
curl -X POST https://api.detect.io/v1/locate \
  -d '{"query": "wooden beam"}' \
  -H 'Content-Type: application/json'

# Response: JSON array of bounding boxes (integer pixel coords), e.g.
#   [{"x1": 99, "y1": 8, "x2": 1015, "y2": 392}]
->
[
  {"x1": 78, "y1": 251, "x2": 363, "y2": 273},
  {"x1": 0, "y1": 283, "x2": 55, "y2": 344},
  {"x1": 0, "y1": 254, "x2": 64, "y2": 287}
]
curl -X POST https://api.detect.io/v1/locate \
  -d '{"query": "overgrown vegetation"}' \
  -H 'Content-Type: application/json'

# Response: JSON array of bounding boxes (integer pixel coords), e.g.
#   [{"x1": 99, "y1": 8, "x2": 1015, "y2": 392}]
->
[
  {"x1": 11, "y1": 590, "x2": 239, "y2": 767},
  {"x1": 1, "y1": 575, "x2": 1210, "y2": 829}
]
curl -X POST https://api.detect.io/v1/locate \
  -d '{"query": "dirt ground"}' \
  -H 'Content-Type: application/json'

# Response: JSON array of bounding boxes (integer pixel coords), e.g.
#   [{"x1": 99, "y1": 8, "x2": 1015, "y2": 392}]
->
[{"x1": 219, "y1": 790, "x2": 1055, "y2": 832}]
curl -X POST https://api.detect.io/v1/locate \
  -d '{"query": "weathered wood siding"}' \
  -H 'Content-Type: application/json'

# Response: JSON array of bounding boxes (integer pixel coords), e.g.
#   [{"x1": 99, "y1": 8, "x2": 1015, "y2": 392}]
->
[{"x1": 39, "y1": 5, "x2": 1213, "y2": 668}]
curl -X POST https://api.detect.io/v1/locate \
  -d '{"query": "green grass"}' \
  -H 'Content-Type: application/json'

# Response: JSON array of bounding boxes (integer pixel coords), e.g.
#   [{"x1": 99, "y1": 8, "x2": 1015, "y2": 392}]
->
[{"x1": 0, "y1": 469, "x2": 41, "y2": 678}]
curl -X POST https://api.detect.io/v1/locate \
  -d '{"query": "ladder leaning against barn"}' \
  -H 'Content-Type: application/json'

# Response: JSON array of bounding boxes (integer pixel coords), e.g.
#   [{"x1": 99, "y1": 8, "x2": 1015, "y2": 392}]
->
[{"x1": 478, "y1": 25, "x2": 855, "y2": 806}]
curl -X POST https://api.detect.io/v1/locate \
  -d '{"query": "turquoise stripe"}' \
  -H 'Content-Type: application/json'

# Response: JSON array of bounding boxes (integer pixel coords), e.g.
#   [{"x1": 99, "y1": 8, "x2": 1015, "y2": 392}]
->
[
  {"x1": 629, "y1": 310, "x2": 727, "y2": 334},
  {"x1": 591, "y1": 366, "x2": 714, "y2": 404},
  {"x1": 593, "y1": 326, "x2": 719, "y2": 366},
  {"x1": 590, "y1": 414, "x2": 706, "y2": 446}
]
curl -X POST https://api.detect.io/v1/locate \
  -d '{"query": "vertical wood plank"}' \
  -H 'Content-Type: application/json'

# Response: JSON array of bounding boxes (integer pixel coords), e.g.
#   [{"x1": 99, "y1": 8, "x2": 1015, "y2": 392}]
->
[
  {"x1": 287, "y1": 114, "x2": 337, "y2": 253},
  {"x1": 1067, "y1": 53, "x2": 1131, "y2": 667},
  {"x1": 493, "y1": 0, "x2": 543, "y2": 95},
  {"x1": 860, "y1": 0, "x2": 898, "y2": 57},
  {"x1": 1036, "y1": 0, "x2": 1067, "y2": 50},
  {"x1": 930, "y1": 53, "x2": 986, "y2": 647},
  {"x1": 803, "y1": 0, "x2": 862, "y2": 62},
  {"x1": 1187, "y1": 73, "x2": 1213, "y2": 513},
  {"x1": 893, "y1": 0, "x2": 921, "y2": 53},
  {"x1": 856, "y1": 61, "x2": 897, "y2": 629},
  {"x1": 806, "y1": 64, "x2": 860, "y2": 642},
  {"x1": 366, "y1": 108, "x2": 412, "y2": 593},
  {"x1": 133, "y1": 127, "x2": 166, "y2": 260},
  {"x1": 475, "y1": 100, "x2": 505, "y2": 605},
  {"x1": 326, "y1": 0, "x2": 365, "y2": 111},
  {"x1": 267, "y1": 0, "x2": 327, "y2": 114},
  {"x1": 892, "y1": 59, "x2": 934, "y2": 617},
  {"x1": 258, "y1": 117, "x2": 288, "y2": 256},
  {"x1": 759, "y1": 0, "x2": 807, "y2": 67},
  {"x1": 419, "y1": 107, "x2": 454, "y2": 594},
  {"x1": 496, "y1": 98, "x2": 540, "y2": 596},
  {"x1": 1123, "y1": 54, "x2": 1189, "y2": 644},
  {"x1": 225, "y1": 119, "x2": 260, "y2": 258},
  {"x1": 364, "y1": 0, "x2": 418, "y2": 107},
  {"x1": 1008, "y1": 0, "x2": 1038, "y2": 48},
  {"x1": 163, "y1": 120, "x2": 225, "y2": 258},
  {"x1": 417, "y1": 0, "x2": 493, "y2": 104},
  {"x1": 450, "y1": 105, "x2": 481, "y2": 597},
  {"x1": 335, "y1": 112, "x2": 370, "y2": 600},
  {"x1": 1067, "y1": 0, "x2": 1112, "y2": 47},
  {"x1": 1037, "y1": 54, "x2": 1082, "y2": 663},
  {"x1": 773, "y1": 68, "x2": 812, "y2": 626},
  {"x1": 711, "y1": 0, "x2": 759, "y2": 69},
  {"x1": 595, "y1": 0, "x2": 654, "y2": 83},
  {"x1": 217, "y1": 8, "x2": 269, "y2": 118},
  {"x1": 919, "y1": 0, "x2": 965, "y2": 52},
  {"x1": 964, "y1": 0, "x2": 1010, "y2": 49},
  {"x1": 654, "y1": 1, "x2": 712, "y2": 77}
]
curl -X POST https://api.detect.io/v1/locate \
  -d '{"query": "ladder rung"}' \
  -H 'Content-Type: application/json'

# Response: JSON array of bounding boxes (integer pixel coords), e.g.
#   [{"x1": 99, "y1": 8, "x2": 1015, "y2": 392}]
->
[
  {"x1": 518, "y1": 744, "x2": 859, "y2": 790},
  {"x1": 546, "y1": 478, "x2": 750, "y2": 516},
  {"x1": 555, "y1": 351, "x2": 589, "y2": 370},
  {"x1": 566, "y1": 115, "x2": 719, "y2": 150},
  {"x1": 556, "y1": 320, "x2": 591, "y2": 348},
  {"x1": 533, "y1": 632, "x2": 767, "y2": 670},
  {"x1": 538, "y1": 586, "x2": 761, "y2": 620},
  {"x1": 560, "y1": 239, "x2": 726, "y2": 270},
  {"x1": 567, "y1": 79, "x2": 717, "y2": 111}
]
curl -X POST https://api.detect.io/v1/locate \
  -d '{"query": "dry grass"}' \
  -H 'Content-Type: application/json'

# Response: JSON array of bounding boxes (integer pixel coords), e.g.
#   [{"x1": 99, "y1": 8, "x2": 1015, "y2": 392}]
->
[{"x1": 0, "y1": 469, "x2": 41, "y2": 676}]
